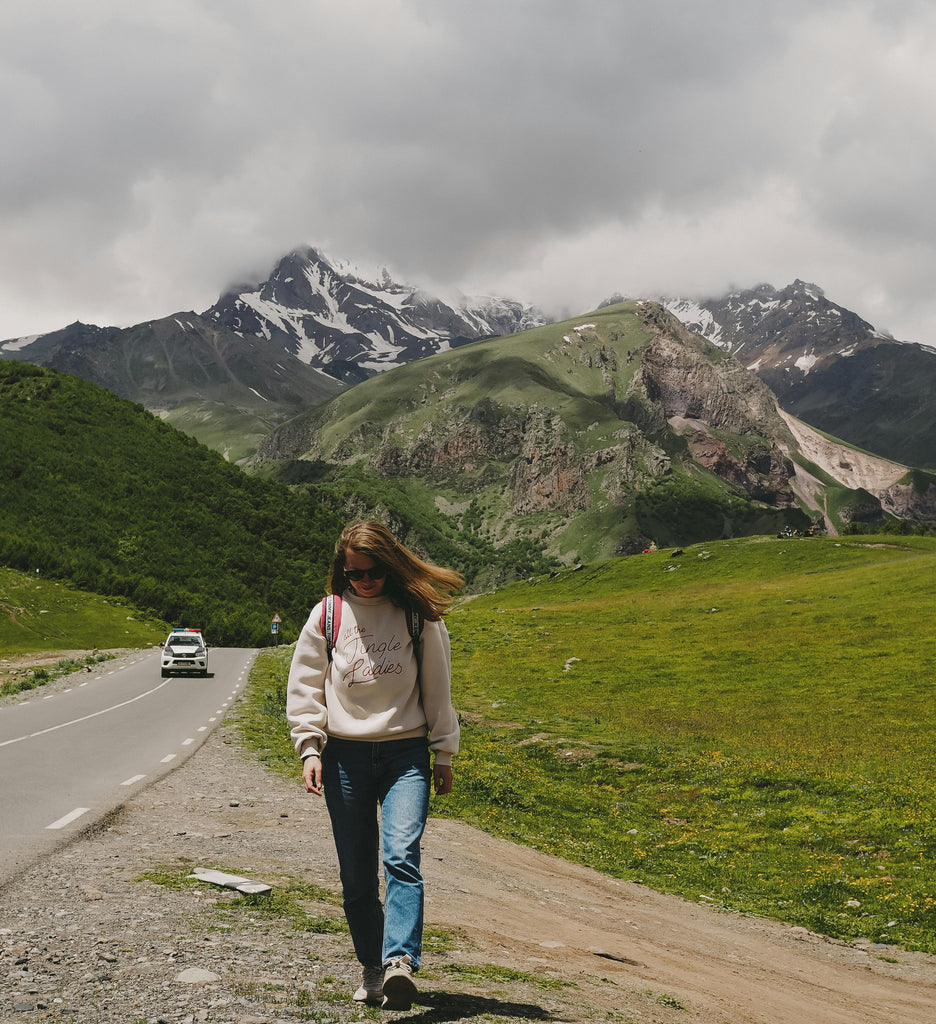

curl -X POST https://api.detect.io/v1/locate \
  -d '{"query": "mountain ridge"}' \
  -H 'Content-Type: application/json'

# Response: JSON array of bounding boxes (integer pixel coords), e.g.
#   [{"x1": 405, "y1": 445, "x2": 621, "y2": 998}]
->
[
  {"x1": 651, "y1": 279, "x2": 936, "y2": 469},
  {"x1": 3, "y1": 251, "x2": 933, "y2": 472},
  {"x1": 255, "y1": 301, "x2": 936, "y2": 570},
  {"x1": 0, "y1": 247, "x2": 548, "y2": 458},
  {"x1": 204, "y1": 246, "x2": 550, "y2": 381}
]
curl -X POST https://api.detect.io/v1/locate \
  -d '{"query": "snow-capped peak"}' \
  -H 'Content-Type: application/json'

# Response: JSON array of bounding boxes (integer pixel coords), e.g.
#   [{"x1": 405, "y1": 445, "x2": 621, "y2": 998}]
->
[{"x1": 203, "y1": 247, "x2": 549, "y2": 380}]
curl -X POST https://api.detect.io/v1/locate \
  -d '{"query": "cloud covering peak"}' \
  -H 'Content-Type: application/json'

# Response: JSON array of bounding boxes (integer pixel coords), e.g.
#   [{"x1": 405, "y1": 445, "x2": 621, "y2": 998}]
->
[{"x1": 2, "y1": 0, "x2": 935, "y2": 347}]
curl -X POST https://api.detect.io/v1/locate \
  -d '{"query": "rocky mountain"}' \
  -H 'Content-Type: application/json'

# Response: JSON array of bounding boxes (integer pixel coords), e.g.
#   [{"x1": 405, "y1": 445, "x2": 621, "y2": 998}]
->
[
  {"x1": 254, "y1": 301, "x2": 936, "y2": 572},
  {"x1": 4, "y1": 257, "x2": 931, "y2": 477},
  {"x1": 4, "y1": 314, "x2": 340, "y2": 407},
  {"x1": 204, "y1": 246, "x2": 549, "y2": 383},
  {"x1": 653, "y1": 280, "x2": 936, "y2": 470},
  {"x1": 0, "y1": 314, "x2": 343, "y2": 463},
  {"x1": 0, "y1": 247, "x2": 547, "y2": 458}
]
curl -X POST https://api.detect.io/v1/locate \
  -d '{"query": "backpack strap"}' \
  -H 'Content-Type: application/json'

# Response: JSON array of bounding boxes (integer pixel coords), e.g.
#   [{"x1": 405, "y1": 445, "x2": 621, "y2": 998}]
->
[
  {"x1": 320, "y1": 594, "x2": 342, "y2": 661},
  {"x1": 406, "y1": 608, "x2": 424, "y2": 698},
  {"x1": 405, "y1": 607, "x2": 423, "y2": 646}
]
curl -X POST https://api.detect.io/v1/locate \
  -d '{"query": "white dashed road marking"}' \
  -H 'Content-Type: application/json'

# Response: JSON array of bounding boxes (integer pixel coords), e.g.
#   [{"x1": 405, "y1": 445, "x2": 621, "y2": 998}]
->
[
  {"x1": 0, "y1": 680, "x2": 174, "y2": 749},
  {"x1": 46, "y1": 808, "x2": 90, "y2": 830}
]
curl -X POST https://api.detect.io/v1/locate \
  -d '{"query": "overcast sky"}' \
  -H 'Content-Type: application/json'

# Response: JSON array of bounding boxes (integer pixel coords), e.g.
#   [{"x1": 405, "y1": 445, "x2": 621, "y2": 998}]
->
[{"x1": 3, "y1": 0, "x2": 935, "y2": 346}]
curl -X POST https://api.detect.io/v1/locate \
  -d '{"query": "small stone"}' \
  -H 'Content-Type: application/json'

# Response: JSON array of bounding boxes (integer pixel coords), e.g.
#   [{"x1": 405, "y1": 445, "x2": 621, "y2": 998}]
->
[{"x1": 175, "y1": 967, "x2": 221, "y2": 985}]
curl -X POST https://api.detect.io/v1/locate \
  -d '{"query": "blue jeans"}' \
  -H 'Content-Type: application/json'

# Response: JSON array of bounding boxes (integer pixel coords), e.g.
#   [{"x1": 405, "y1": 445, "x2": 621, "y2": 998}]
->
[{"x1": 322, "y1": 736, "x2": 431, "y2": 970}]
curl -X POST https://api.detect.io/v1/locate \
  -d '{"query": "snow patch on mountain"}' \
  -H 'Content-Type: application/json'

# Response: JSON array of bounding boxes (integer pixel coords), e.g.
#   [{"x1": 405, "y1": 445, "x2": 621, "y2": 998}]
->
[
  {"x1": 1, "y1": 334, "x2": 41, "y2": 353},
  {"x1": 658, "y1": 281, "x2": 887, "y2": 371},
  {"x1": 660, "y1": 298, "x2": 724, "y2": 346},
  {"x1": 794, "y1": 352, "x2": 819, "y2": 373}
]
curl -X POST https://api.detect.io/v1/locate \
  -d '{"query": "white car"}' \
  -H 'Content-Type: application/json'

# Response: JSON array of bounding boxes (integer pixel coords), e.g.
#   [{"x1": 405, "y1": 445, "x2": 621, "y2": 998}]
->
[{"x1": 161, "y1": 629, "x2": 209, "y2": 677}]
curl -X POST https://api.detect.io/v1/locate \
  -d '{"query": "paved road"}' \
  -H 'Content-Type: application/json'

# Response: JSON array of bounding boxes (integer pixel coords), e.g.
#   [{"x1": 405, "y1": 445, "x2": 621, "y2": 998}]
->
[{"x1": 0, "y1": 646, "x2": 257, "y2": 887}]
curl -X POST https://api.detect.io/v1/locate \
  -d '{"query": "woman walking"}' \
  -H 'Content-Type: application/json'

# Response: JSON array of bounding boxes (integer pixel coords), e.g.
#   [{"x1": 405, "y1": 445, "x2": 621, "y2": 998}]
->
[{"x1": 286, "y1": 521, "x2": 462, "y2": 1010}]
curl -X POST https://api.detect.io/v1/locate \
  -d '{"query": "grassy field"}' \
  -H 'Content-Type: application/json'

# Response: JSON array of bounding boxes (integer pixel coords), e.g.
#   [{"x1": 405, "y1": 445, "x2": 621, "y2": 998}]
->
[
  {"x1": 0, "y1": 565, "x2": 166, "y2": 666},
  {"x1": 239, "y1": 534, "x2": 936, "y2": 954},
  {"x1": 159, "y1": 400, "x2": 288, "y2": 464}
]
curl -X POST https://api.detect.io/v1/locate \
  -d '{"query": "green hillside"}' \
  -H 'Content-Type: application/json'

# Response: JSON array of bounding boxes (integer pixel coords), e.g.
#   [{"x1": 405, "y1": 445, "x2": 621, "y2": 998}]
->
[
  {"x1": 294, "y1": 303, "x2": 653, "y2": 457},
  {"x1": 263, "y1": 301, "x2": 653, "y2": 462},
  {"x1": 0, "y1": 566, "x2": 169, "y2": 694},
  {"x1": 243, "y1": 533, "x2": 936, "y2": 952},
  {"x1": 0, "y1": 565, "x2": 165, "y2": 656},
  {"x1": 0, "y1": 360, "x2": 343, "y2": 645},
  {"x1": 158, "y1": 400, "x2": 289, "y2": 465},
  {"x1": 255, "y1": 302, "x2": 861, "y2": 576}
]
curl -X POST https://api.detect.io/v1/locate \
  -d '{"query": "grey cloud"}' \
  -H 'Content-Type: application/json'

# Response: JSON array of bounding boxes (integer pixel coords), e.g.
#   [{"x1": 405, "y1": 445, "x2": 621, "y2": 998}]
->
[{"x1": 1, "y1": 0, "x2": 935, "y2": 347}]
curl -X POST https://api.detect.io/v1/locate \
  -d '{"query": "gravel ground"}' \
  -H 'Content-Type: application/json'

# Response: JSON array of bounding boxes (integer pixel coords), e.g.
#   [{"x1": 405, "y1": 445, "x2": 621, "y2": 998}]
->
[{"x1": 0, "y1": 694, "x2": 628, "y2": 1024}]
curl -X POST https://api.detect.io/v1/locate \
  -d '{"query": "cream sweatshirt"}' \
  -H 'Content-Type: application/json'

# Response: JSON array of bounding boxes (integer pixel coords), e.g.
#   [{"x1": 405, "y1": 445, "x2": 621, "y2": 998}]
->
[{"x1": 286, "y1": 591, "x2": 459, "y2": 765}]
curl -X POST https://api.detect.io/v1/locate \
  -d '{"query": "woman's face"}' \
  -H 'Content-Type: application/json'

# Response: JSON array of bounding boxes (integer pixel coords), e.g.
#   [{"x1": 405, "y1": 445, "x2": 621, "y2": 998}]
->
[{"x1": 344, "y1": 548, "x2": 387, "y2": 598}]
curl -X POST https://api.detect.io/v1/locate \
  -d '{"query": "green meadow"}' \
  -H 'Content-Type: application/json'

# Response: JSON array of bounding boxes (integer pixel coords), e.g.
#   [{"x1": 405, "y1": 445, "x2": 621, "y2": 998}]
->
[
  {"x1": 0, "y1": 566, "x2": 166, "y2": 660},
  {"x1": 240, "y1": 534, "x2": 936, "y2": 954},
  {"x1": 0, "y1": 566, "x2": 168, "y2": 694}
]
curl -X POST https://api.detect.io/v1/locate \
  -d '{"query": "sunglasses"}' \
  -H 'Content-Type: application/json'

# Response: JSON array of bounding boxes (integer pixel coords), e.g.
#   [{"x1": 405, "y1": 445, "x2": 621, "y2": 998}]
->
[{"x1": 345, "y1": 565, "x2": 387, "y2": 582}]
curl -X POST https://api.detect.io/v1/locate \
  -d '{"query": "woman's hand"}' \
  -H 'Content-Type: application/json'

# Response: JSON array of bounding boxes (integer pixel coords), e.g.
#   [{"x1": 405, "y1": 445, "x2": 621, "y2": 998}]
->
[
  {"x1": 433, "y1": 763, "x2": 453, "y2": 795},
  {"x1": 302, "y1": 755, "x2": 323, "y2": 795}
]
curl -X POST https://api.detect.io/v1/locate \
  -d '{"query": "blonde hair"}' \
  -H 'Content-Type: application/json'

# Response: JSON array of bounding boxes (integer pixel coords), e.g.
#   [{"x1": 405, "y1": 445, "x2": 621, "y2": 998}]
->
[{"x1": 328, "y1": 520, "x2": 464, "y2": 620}]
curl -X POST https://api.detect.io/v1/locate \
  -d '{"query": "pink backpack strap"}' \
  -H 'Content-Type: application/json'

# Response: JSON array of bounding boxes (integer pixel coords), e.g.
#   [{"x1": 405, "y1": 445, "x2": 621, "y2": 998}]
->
[{"x1": 320, "y1": 594, "x2": 342, "y2": 660}]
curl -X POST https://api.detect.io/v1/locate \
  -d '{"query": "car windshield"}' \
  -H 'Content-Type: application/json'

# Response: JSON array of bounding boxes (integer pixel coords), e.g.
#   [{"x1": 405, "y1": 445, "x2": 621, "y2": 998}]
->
[{"x1": 169, "y1": 637, "x2": 200, "y2": 647}]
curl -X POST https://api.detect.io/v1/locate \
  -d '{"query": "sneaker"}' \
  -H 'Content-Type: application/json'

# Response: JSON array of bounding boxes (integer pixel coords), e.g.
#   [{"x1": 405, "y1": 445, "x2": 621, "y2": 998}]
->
[
  {"x1": 352, "y1": 964, "x2": 385, "y2": 1003},
  {"x1": 381, "y1": 954, "x2": 417, "y2": 1010}
]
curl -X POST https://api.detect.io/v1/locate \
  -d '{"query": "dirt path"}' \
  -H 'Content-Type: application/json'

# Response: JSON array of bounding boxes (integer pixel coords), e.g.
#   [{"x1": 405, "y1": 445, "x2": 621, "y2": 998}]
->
[{"x1": 422, "y1": 818, "x2": 936, "y2": 1022}]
